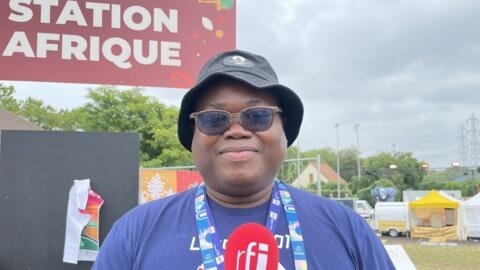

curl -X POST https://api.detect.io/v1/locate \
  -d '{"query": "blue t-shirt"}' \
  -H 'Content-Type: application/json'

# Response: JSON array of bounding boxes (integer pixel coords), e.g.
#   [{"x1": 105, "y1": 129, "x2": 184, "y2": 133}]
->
[{"x1": 92, "y1": 183, "x2": 394, "y2": 269}]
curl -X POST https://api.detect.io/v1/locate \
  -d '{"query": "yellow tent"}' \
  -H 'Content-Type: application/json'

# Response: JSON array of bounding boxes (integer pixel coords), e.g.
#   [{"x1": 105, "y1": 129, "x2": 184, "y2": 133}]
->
[
  {"x1": 408, "y1": 190, "x2": 461, "y2": 240},
  {"x1": 409, "y1": 190, "x2": 459, "y2": 209}
]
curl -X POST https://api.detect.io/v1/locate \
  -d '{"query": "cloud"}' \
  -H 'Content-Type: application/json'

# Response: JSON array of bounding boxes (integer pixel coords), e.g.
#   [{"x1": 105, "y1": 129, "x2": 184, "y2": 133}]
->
[
  {"x1": 9, "y1": 0, "x2": 480, "y2": 168},
  {"x1": 236, "y1": 0, "x2": 480, "y2": 168}
]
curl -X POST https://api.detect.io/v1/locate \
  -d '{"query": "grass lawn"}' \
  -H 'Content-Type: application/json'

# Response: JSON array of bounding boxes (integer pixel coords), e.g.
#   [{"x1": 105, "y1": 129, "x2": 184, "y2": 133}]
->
[{"x1": 402, "y1": 242, "x2": 480, "y2": 270}]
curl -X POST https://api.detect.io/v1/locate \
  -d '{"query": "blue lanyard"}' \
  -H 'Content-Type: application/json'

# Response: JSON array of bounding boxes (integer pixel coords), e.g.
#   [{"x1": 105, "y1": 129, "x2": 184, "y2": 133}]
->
[{"x1": 194, "y1": 180, "x2": 307, "y2": 270}]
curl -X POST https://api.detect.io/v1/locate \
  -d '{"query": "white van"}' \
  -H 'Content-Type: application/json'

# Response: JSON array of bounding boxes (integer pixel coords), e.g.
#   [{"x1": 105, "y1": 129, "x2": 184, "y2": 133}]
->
[
  {"x1": 355, "y1": 200, "x2": 374, "y2": 219},
  {"x1": 374, "y1": 202, "x2": 410, "y2": 237},
  {"x1": 331, "y1": 198, "x2": 374, "y2": 220}
]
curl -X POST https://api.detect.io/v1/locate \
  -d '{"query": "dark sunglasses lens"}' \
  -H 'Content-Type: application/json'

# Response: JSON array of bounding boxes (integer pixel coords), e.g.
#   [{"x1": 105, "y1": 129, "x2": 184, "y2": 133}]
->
[
  {"x1": 241, "y1": 107, "x2": 274, "y2": 131},
  {"x1": 197, "y1": 111, "x2": 230, "y2": 135}
]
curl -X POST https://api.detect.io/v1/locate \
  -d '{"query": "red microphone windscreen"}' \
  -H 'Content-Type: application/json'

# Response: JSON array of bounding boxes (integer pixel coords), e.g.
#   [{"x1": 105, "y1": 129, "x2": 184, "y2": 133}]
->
[{"x1": 224, "y1": 223, "x2": 279, "y2": 270}]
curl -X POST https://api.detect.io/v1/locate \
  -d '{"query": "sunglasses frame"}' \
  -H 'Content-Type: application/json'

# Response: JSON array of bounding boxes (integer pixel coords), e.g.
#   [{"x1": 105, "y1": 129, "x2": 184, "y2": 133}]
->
[{"x1": 189, "y1": 106, "x2": 283, "y2": 135}]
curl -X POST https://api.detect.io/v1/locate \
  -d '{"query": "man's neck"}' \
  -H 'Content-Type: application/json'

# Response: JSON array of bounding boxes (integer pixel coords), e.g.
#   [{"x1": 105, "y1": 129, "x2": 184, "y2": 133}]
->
[{"x1": 205, "y1": 182, "x2": 274, "y2": 208}]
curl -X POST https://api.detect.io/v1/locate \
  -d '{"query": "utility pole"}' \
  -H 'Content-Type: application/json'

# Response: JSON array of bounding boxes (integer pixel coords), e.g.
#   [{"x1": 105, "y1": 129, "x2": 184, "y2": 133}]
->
[
  {"x1": 316, "y1": 154, "x2": 321, "y2": 196},
  {"x1": 354, "y1": 124, "x2": 361, "y2": 181},
  {"x1": 335, "y1": 123, "x2": 340, "y2": 198},
  {"x1": 296, "y1": 139, "x2": 301, "y2": 178},
  {"x1": 472, "y1": 168, "x2": 477, "y2": 195}
]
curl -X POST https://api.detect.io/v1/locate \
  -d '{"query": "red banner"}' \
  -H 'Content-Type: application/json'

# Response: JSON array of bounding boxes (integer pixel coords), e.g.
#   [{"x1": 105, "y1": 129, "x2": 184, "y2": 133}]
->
[{"x1": 0, "y1": 0, "x2": 236, "y2": 88}]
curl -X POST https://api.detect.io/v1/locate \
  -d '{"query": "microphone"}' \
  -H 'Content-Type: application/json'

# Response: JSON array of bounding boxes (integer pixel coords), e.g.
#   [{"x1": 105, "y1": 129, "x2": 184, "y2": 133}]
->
[{"x1": 224, "y1": 223, "x2": 279, "y2": 270}]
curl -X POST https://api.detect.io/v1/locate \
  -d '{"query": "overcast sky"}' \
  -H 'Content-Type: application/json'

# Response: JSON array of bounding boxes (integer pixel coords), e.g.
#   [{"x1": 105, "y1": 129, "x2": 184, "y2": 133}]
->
[{"x1": 6, "y1": 0, "x2": 480, "y2": 169}]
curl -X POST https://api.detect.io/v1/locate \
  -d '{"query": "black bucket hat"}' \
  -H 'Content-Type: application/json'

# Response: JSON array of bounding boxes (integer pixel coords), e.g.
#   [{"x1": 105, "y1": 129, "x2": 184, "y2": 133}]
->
[{"x1": 178, "y1": 49, "x2": 303, "y2": 151}]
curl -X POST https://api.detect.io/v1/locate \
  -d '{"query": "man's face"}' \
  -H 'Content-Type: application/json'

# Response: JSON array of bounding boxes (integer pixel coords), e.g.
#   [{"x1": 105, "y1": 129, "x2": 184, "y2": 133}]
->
[{"x1": 191, "y1": 81, "x2": 288, "y2": 197}]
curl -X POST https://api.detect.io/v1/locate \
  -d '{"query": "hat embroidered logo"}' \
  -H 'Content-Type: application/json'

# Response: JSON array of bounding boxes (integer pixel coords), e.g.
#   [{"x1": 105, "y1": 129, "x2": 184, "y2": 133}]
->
[{"x1": 223, "y1": 55, "x2": 254, "y2": 68}]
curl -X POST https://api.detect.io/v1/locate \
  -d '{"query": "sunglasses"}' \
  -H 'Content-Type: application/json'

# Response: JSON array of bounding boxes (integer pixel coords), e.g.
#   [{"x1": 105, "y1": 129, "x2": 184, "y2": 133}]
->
[{"x1": 190, "y1": 106, "x2": 283, "y2": 135}]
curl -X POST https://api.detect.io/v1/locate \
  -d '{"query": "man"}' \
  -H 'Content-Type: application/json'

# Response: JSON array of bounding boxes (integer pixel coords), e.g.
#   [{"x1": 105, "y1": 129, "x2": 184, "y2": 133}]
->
[{"x1": 92, "y1": 50, "x2": 395, "y2": 269}]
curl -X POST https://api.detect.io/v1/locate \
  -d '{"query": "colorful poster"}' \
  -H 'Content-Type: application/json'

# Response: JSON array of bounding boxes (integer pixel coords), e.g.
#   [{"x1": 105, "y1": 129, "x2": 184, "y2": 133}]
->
[
  {"x1": 79, "y1": 189, "x2": 104, "y2": 261},
  {"x1": 63, "y1": 179, "x2": 104, "y2": 264}
]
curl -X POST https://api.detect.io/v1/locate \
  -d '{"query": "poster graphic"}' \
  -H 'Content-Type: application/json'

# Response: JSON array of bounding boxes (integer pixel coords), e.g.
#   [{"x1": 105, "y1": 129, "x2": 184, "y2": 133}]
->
[{"x1": 63, "y1": 179, "x2": 104, "y2": 264}]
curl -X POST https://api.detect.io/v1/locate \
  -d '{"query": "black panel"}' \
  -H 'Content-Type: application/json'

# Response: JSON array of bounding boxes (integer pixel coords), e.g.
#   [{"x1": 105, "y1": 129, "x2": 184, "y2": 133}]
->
[{"x1": 0, "y1": 131, "x2": 139, "y2": 269}]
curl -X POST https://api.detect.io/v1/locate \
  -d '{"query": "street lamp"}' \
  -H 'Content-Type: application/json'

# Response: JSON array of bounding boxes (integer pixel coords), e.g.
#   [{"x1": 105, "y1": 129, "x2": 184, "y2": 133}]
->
[
  {"x1": 472, "y1": 169, "x2": 477, "y2": 195},
  {"x1": 389, "y1": 164, "x2": 398, "y2": 169},
  {"x1": 388, "y1": 164, "x2": 398, "y2": 182},
  {"x1": 353, "y1": 124, "x2": 361, "y2": 182},
  {"x1": 316, "y1": 154, "x2": 322, "y2": 196},
  {"x1": 335, "y1": 123, "x2": 340, "y2": 198}
]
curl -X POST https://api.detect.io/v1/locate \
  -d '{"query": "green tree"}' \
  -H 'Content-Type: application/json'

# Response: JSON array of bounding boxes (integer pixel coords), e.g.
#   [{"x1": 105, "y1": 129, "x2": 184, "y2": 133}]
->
[
  {"x1": 70, "y1": 86, "x2": 192, "y2": 167},
  {"x1": 279, "y1": 146, "x2": 303, "y2": 183},
  {"x1": 0, "y1": 83, "x2": 62, "y2": 130},
  {"x1": 18, "y1": 97, "x2": 60, "y2": 130},
  {"x1": 312, "y1": 182, "x2": 350, "y2": 198},
  {"x1": 0, "y1": 84, "x2": 192, "y2": 167},
  {"x1": 303, "y1": 146, "x2": 360, "y2": 182},
  {"x1": 0, "y1": 83, "x2": 21, "y2": 112},
  {"x1": 363, "y1": 151, "x2": 425, "y2": 190},
  {"x1": 348, "y1": 175, "x2": 372, "y2": 197},
  {"x1": 338, "y1": 146, "x2": 361, "y2": 181},
  {"x1": 303, "y1": 147, "x2": 336, "y2": 169},
  {"x1": 56, "y1": 107, "x2": 89, "y2": 131}
]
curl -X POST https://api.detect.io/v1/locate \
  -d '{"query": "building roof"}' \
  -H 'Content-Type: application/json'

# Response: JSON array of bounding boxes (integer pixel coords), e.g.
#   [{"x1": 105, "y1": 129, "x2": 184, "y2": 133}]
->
[
  {"x1": 290, "y1": 162, "x2": 347, "y2": 189},
  {"x1": 319, "y1": 163, "x2": 348, "y2": 184},
  {"x1": 0, "y1": 109, "x2": 41, "y2": 131}
]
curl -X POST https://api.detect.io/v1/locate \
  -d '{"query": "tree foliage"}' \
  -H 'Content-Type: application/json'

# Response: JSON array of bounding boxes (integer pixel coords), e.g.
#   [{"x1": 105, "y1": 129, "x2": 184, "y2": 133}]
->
[
  {"x1": 278, "y1": 146, "x2": 301, "y2": 183},
  {"x1": 1, "y1": 84, "x2": 192, "y2": 167},
  {"x1": 303, "y1": 146, "x2": 360, "y2": 182},
  {"x1": 74, "y1": 86, "x2": 192, "y2": 166},
  {"x1": 1, "y1": 83, "x2": 59, "y2": 129},
  {"x1": 363, "y1": 151, "x2": 426, "y2": 190},
  {"x1": 0, "y1": 83, "x2": 20, "y2": 112}
]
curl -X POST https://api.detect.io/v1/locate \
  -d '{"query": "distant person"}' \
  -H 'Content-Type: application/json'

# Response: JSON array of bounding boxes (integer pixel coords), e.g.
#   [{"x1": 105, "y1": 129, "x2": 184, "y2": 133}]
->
[{"x1": 92, "y1": 49, "x2": 395, "y2": 269}]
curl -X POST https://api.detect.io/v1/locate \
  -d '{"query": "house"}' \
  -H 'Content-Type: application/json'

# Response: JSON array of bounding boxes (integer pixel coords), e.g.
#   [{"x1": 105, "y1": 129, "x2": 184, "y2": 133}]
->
[
  {"x1": 290, "y1": 162, "x2": 347, "y2": 189},
  {"x1": 0, "y1": 109, "x2": 41, "y2": 131},
  {"x1": 0, "y1": 109, "x2": 41, "y2": 145}
]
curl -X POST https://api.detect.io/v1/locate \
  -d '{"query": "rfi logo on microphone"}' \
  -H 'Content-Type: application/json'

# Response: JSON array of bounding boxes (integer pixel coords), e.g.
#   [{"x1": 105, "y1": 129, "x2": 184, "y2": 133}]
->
[{"x1": 236, "y1": 241, "x2": 269, "y2": 270}]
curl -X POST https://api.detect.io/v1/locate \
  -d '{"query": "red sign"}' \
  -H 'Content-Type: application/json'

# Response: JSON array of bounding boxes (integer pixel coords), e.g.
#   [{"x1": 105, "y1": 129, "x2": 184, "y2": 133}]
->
[{"x1": 0, "y1": 0, "x2": 236, "y2": 88}]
